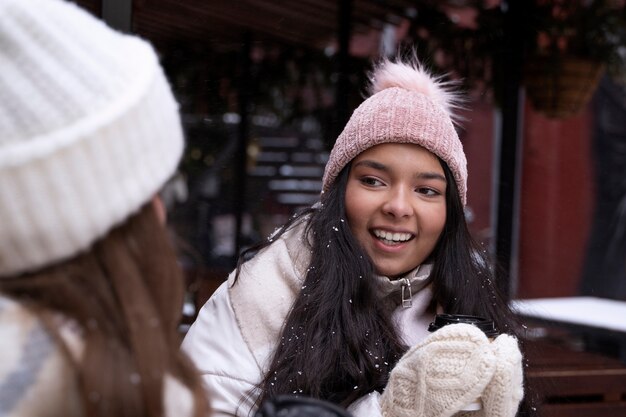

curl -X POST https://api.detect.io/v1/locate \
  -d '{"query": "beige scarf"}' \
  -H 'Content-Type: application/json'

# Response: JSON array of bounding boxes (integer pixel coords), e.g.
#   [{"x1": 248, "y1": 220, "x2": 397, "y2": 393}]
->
[{"x1": 228, "y1": 219, "x2": 434, "y2": 369}]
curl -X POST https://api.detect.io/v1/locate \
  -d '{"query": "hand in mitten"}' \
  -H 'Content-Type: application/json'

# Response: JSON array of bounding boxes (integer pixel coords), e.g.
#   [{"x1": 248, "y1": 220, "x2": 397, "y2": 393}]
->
[
  {"x1": 480, "y1": 334, "x2": 524, "y2": 417},
  {"x1": 380, "y1": 323, "x2": 496, "y2": 417}
]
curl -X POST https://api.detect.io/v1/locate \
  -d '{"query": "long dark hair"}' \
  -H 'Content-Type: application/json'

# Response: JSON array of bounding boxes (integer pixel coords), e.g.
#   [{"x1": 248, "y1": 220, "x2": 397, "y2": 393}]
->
[
  {"x1": 237, "y1": 158, "x2": 523, "y2": 409},
  {"x1": 430, "y1": 162, "x2": 520, "y2": 337}
]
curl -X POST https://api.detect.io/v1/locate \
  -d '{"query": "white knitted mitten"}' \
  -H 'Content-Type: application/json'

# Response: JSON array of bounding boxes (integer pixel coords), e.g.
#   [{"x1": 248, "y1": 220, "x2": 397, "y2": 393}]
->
[
  {"x1": 380, "y1": 323, "x2": 496, "y2": 417},
  {"x1": 480, "y1": 334, "x2": 524, "y2": 417}
]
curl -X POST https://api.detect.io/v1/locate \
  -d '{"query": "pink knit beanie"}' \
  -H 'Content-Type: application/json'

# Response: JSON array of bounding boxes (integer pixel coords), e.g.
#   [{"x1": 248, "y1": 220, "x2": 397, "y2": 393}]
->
[{"x1": 322, "y1": 59, "x2": 468, "y2": 204}]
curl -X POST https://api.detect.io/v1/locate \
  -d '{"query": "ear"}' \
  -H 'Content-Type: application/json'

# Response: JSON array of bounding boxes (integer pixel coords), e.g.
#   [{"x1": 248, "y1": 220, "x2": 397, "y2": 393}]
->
[{"x1": 151, "y1": 195, "x2": 167, "y2": 225}]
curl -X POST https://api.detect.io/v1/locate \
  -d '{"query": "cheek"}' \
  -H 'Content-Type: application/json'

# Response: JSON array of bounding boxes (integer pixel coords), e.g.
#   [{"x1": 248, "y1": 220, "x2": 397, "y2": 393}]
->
[
  {"x1": 344, "y1": 188, "x2": 370, "y2": 237},
  {"x1": 425, "y1": 205, "x2": 447, "y2": 237},
  {"x1": 344, "y1": 186, "x2": 361, "y2": 220},
  {"x1": 344, "y1": 198, "x2": 361, "y2": 234}
]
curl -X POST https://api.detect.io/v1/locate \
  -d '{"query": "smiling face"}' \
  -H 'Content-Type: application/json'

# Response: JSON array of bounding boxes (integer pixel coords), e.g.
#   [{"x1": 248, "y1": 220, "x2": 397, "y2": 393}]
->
[{"x1": 344, "y1": 143, "x2": 447, "y2": 278}]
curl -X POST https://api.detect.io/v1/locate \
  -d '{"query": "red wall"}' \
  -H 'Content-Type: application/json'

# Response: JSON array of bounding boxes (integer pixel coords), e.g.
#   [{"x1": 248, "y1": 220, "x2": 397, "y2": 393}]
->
[
  {"x1": 450, "y1": 98, "x2": 594, "y2": 300},
  {"x1": 461, "y1": 100, "x2": 496, "y2": 243},
  {"x1": 516, "y1": 101, "x2": 594, "y2": 298}
]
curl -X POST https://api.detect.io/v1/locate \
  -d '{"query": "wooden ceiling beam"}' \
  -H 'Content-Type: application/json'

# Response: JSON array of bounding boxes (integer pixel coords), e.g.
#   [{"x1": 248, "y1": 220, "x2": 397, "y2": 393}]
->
[
  {"x1": 136, "y1": 0, "x2": 321, "y2": 47},
  {"x1": 77, "y1": 0, "x2": 415, "y2": 51}
]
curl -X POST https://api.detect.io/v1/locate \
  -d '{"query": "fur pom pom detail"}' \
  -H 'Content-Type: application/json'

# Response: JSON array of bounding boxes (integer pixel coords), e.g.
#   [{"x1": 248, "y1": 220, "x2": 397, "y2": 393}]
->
[{"x1": 367, "y1": 57, "x2": 465, "y2": 125}]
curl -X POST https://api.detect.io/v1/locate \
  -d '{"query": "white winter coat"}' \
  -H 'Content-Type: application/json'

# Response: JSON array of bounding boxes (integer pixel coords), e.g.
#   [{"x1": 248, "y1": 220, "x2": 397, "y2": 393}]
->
[{"x1": 182, "y1": 220, "x2": 437, "y2": 417}]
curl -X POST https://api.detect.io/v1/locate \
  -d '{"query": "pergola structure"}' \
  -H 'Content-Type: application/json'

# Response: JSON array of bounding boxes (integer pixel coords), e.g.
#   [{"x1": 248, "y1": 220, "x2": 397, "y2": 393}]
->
[
  {"x1": 75, "y1": 0, "x2": 524, "y2": 298},
  {"x1": 83, "y1": 0, "x2": 421, "y2": 47}
]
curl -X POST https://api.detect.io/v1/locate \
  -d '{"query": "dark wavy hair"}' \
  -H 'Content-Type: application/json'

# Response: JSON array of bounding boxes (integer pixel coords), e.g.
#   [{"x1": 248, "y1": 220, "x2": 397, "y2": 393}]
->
[{"x1": 237, "y1": 158, "x2": 525, "y2": 410}]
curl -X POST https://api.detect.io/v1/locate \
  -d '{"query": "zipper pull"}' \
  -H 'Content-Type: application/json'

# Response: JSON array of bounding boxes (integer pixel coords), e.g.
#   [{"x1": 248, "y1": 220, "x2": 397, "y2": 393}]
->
[{"x1": 401, "y1": 278, "x2": 412, "y2": 308}]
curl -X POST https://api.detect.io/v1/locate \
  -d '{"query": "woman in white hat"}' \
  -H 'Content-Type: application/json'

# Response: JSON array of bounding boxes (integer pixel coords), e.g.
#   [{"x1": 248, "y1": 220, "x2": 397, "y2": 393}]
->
[{"x1": 0, "y1": 0, "x2": 209, "y2": 416}]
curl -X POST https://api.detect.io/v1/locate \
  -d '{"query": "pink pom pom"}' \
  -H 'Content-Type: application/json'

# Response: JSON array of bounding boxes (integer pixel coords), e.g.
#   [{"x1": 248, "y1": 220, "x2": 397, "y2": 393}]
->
[{"x1": 367, "y1": 58, "x2": 465, "y2": 125}]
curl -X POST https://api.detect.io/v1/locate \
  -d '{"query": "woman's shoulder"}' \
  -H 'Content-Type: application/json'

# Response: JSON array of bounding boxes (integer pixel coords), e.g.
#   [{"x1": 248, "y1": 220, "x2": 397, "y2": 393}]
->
[
  {"x1": 0, "y1": 294, "x2": 41, "y2": 339},
  {"x1": 0, "y1": 296, "x2": 56, "y2": 380},
  {"x1": 274, "y1": 216, "x2": 313, "y2": 274},
  {"x1": 0, "y1": 294, "x2": 84, "y2": 416},
  {"x1": 183, "y1": 283, "x2": 262, "y2": 376},
  {"x1": 271, "y1": 214, "x2": 312, "y2": 246},
  {"x1": 0, "y1": 294, "x2": 85, "y2": 356},
  {"x1": 234, "y1": 215, "x2": 312, "y2": 284}
]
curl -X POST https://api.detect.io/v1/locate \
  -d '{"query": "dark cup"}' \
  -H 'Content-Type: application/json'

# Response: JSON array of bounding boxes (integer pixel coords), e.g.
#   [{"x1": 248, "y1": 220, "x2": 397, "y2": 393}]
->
[{"x1": 428, "y1": 313, "x2": 499, "y2": 338}]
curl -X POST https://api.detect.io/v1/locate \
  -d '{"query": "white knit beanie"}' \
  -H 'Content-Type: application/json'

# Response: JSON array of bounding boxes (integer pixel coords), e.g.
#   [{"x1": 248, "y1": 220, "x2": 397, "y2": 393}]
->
[
  {"x1": 0, "y1": 0, "x2": 184, "y2": 277},
  {"x1": 322, "y1": 59, "x2": 467, "y2": 204}
]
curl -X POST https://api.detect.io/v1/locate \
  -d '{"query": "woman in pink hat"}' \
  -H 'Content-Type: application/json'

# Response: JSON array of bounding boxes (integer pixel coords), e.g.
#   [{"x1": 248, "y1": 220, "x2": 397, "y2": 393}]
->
[{"x1": 183, "y1": 55, "x2": 525, "y2": 417}]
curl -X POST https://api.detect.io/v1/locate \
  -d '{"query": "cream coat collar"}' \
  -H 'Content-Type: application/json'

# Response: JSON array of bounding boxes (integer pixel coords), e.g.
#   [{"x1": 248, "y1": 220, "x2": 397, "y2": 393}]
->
[{"x1": 228, "y1": 219, "x2": 434, "y2": 369}]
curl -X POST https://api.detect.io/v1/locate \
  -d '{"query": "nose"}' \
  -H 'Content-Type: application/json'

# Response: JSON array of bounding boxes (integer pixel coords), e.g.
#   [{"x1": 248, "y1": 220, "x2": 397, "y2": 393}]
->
[{"x1": 382, "y1": 187, "x2": 413, "y2": 218}]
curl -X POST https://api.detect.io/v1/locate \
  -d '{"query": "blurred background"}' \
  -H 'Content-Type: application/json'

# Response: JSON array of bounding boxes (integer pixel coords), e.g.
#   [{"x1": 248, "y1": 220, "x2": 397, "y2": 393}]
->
[{"x1": 69, "y1": 0, "x2": 626, "y2": 413}]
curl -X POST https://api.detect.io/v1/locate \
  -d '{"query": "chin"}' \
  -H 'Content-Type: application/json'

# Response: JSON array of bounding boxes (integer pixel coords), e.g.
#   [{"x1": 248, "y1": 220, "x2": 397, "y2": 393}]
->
[{"x1": 375, "y1": 265, "x2": 415, "y2": 279}]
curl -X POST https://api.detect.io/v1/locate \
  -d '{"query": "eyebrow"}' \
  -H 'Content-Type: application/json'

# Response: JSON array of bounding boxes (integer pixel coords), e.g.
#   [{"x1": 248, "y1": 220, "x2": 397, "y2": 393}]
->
[
  {"x1": 353, "y1": 160, "x2": 387, "y2": 171},
  {"x1": 416, "y1": 172, "x2": 447, "y2": 183},
  {"x1": 353, "y1": 160, "x2": 447, "y2": 183}
]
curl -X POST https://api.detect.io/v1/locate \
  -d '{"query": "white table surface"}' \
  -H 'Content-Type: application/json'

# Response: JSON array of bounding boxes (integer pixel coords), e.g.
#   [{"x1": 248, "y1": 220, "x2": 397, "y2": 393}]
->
[{"x1": 510, "y1": 296, "x2": 626, "y2": 334}]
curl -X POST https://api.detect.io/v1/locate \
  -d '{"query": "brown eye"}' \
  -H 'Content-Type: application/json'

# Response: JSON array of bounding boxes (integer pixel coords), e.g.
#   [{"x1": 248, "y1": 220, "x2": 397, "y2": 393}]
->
[
  {"x1": 361, "y1": 177, "x2": 383, "y2": 186},
  {"x1": 417, "y1": 187, "x2": 440, "y2": 196}
]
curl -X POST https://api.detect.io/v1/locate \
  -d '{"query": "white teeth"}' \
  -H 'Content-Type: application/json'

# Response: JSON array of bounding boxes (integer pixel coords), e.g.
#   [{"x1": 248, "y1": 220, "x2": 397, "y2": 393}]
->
[{"x1": 373, "y1": 230, "x2": 412, "y2": 242}]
